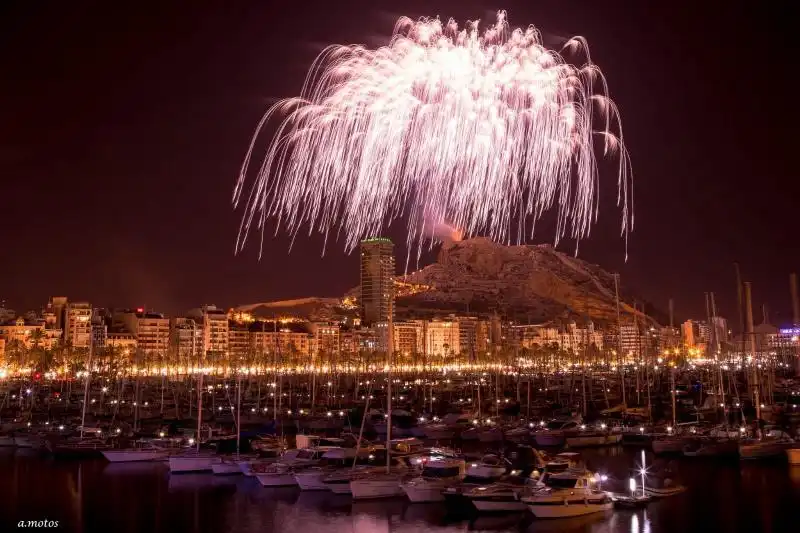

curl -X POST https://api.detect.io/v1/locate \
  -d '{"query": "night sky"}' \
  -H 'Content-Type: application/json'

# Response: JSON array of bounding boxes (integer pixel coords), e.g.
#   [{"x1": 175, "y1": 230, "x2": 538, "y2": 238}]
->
[{"x1": 1, "y1": 1, "x2": 797, "y2": 325}]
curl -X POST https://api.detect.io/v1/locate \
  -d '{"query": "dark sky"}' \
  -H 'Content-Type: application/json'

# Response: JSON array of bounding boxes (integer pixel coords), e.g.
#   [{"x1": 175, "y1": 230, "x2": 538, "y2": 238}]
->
[{"x1": 1, "y1": 1, "x2": 797, "y2": 325}]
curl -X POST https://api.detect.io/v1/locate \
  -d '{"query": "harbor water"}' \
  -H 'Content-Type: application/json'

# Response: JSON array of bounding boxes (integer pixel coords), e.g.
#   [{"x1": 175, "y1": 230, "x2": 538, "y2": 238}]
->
[{"x1": 1, "y1": 447, "x2": 798, "y2": 533}]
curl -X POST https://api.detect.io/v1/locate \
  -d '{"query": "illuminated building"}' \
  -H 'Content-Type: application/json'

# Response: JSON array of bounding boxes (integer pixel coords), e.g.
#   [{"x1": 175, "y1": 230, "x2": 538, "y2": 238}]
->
[
  {"x1": 377, "y1": 321, "x2": 424, "y2": 355},
  {"x1": 106, "y1": 331, "x2": 137, "y2": 357},
  {"x1": 251, "y1": 322, "x2": 311, "y2": 357},
  {"x1": 681, "y1": 319, "x2": 710, "y2": 352},
  {"x1": 311, "y1": 322, "x2": 341, "y2": 354},
  {"x1": 120, "y1": 310, "x2": 170, "y2": 355},
  {"x1": 188, "y1": 305, "x2": 229, "y2": 357},
  {"x1": 456, "y1": 317, "x2": 490, "y2": 357},
  {"x1": 0, "y1": 317, "x2": 45, "y2": 349},
  {"x1": 359, "y1": 238, "x2": 395, "y2": 325},
  {"x1": 170, "y1": 317, "x2": 203, "y2": 360},
  {"x1": 64, "y1": 301, "x2": 92, "y2": 348},
  {"x1": 424, "y1": 320, "x2": 460, "y2": 357},
  {"x1": 618, "y1": 323, "x2": 643, "y2": 358},
  {"x1": 228, "y1": 322, "x2": 251, "y2": 359}
]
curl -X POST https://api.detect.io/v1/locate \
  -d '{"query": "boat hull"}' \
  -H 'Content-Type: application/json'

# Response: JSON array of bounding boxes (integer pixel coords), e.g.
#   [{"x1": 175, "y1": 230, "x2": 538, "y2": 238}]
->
[
  {"x1": 295, "y1": 471, "x2": 330, "y2": 491},
  {"x1": 102, "y1": 450, "x2": 169, "y2": 463},
  {"x1": 168, "y1": 456, "x2": 220, "y2": 473},
  {"x1": 211, "y1": 462, "x2": 243, "y2": 475},
  {"x1": 535, "y1": 433, "x2": 565, "y2": 447},
  {"x1": 350, "y1": 477, "x2": 403, "y2": 500},
  {"x1": 402, "y1": 483, "x2": 447, "y2": 503},
  {"x1": 739, "y1": 441, "x2": 788, "y2": 460},
  {"x1": 652, "y1": 439, "x2": 686, "y2": 454},
  {"x1": 256, "y1": 473, "x2": 298, "y2": 486},
  {"x1": 527, "y1": 499, "x2": 612, "y2": 518},
  {"x1": 470, "y1": 496, "x2": 527, "y2": 513}
]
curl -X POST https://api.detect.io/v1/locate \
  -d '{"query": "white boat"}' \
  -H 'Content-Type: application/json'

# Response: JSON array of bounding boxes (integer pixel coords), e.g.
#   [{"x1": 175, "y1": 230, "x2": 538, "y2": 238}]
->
[
  {"x1": 786, "y1": 447, "x2": 800, "y2": 465},
  {"x1": 522, "y1": 470, "x2": 612, "y2": 519},
  {"x1": 401, "y1": 458, "x2": 465, "y2": 503},
  {"x1": 466, "y1": 483, "x2": 528, "y2": 513},
  {"x1": 255, "y1": 463, "x2": 299, "y2": 487},
  {"x1": 466, "y1": 455, "x2": 508, "y2": 480},
  {"x1": 168, "y1": 453, "x2": 221, "y2": 473},
  {"x1": 350, "y1": 473, "x2": 405, "y2": 500},
  {"x1": 102, "y1": 448, "x2": 169, "y2": 463},
  {"x1": 739, "y1": 439, "x2": 790, "y2": 460}
]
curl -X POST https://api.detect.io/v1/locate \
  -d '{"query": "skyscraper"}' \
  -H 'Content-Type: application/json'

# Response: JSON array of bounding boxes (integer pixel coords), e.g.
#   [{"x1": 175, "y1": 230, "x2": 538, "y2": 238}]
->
[{"x1": 360, "y1": 238, "x2": 395, "y2": 325}]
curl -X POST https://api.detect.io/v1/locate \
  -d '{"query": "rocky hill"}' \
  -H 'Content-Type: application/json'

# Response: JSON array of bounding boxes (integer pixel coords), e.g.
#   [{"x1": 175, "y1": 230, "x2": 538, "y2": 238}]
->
[{"x1": 395, "y1": 237, "x2": 648, "y2": 325}]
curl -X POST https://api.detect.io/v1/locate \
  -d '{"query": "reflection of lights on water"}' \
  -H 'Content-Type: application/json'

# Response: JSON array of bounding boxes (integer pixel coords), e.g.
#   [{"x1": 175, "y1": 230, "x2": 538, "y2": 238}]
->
[{"x1": 631, "y1": 511, "x2": 639, "y2": 533}]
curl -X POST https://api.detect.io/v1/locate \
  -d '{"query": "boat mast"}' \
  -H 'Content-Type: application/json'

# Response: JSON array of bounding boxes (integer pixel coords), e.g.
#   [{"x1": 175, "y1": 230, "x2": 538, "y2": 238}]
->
[
  {"x1": 710, "y1": 293, "x2": 725, "y2": 419},
  {"x1": 386, "y1": 283, "x2": 394, "y2": 475},
  {"x1": 614, "y1": 274, "x2": 626, "y2": 407},
  {"x1": 80, "y1": 338, "x2": 94, "y2": 439},
  {"x1": 743, "y1": 282, "x2": 761, "y2": 434},
  {"x1": 236, "y1": 370, "x2": 242, "y2": 456},
  {"x1": 196, "y1": 371, "x2": 203, "y2": 453}
]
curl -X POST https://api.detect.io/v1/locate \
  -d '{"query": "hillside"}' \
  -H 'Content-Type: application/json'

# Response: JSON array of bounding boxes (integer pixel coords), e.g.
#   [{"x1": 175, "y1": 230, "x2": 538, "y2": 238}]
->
[{"x1": 396, "y1": 237, "x2": 647, "y2": 325}]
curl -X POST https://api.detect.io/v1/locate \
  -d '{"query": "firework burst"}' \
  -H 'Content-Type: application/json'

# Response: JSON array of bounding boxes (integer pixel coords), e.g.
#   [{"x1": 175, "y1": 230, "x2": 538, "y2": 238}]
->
[{"x1": 233, "y1": 10, "x2": 632, "y2": 259}]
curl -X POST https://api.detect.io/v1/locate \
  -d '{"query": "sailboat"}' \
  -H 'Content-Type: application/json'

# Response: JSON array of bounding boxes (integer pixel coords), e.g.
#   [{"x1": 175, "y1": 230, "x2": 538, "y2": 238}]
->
[
  {"x1": 212, "y1": 373, "x2": 249, "y2": 475},
  {"x1": 350, "y1": 299, "x2": 406, "y2": 500},
  {"x1": 169, "y1": 372, "x2": 220, "y2": 473}
]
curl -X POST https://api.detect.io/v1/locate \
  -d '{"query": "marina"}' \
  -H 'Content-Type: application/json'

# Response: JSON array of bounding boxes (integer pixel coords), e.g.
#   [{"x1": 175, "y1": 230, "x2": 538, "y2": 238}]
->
[{"x1": 2, "y1": 443, "x2": 799, "y2": 533}]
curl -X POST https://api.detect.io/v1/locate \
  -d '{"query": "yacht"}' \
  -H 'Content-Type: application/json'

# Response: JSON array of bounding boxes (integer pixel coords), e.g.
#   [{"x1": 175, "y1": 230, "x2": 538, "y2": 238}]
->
[
  {"x1": 322, "y1": 457, "x2": 409, "y2": 494},
  {"x1": 465, "y1": 454, "x2": 508, "y2": 481},
  {"x1": 534, "y1": 419, "x2": 581, "y2": 447},
  {"x1": 422, "y1": 412, "x2": 474, "y2": 440},
  {"x1": 350, "y1": 473, "x2": 406, "y2": 500},
  {"x1": 465, "y1": 476, "x2": 530, "y2": 513},
  {"x1": 402, "y1": 458, "x2": 465, "y2": 503},
  {"x1": 255, "y1": 462, "x2": 299, "y2": 487},
  {"x1": 522, "y1": 469, "x2": 612, "y2": 518},
  {"x1": 293, "y1": 447, "x2": 374, "y2": 490}
]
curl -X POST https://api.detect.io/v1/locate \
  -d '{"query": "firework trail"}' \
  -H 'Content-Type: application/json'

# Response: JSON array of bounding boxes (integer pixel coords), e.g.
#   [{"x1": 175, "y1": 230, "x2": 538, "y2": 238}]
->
[{"x1": 233, "y1": 10, "x2": 632, "y2": 259}]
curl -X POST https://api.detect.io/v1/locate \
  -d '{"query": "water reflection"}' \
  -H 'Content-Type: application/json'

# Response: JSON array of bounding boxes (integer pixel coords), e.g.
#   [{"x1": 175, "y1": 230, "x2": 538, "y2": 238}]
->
[{"x1": 1, "y1": 449, "x2": 799, "y2": 533}]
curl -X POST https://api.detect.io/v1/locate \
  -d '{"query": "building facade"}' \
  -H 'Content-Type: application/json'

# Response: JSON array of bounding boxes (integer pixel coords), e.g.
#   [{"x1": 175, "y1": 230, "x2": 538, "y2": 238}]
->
[
  {"x1": 64, "y1": 302, "x2": 92, "y2": 348},
  {"x1": 360, "y1": 238, "x2": 395, "y2": 325}
]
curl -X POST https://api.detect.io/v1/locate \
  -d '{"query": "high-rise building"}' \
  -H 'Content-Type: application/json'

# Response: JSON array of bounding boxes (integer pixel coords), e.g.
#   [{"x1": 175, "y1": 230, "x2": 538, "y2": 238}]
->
[
  {"x1": 64, "y1": 302, "x2": 92, "y2": 348},
  {"x1": 360, "y1": 238, "x2": 395, "y2": 325}
]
